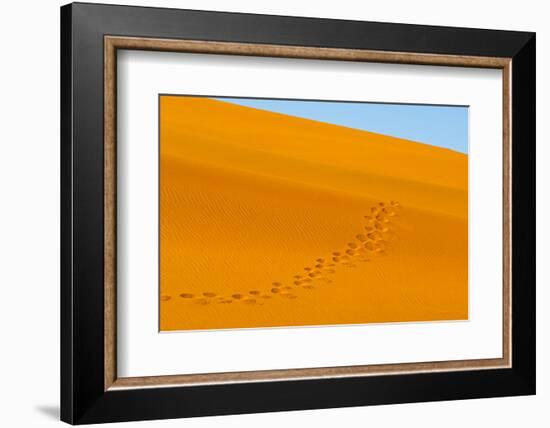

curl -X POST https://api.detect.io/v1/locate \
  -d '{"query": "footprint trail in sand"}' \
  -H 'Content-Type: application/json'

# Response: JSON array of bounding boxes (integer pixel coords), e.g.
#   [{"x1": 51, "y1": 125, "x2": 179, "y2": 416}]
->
[{"x1": 161, "y1": 201, "x2": 401, "y2": 306}]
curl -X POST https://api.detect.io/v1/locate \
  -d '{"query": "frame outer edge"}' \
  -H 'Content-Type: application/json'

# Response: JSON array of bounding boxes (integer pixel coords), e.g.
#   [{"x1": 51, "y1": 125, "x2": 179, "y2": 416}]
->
[
  {"x1": 63, "y1": 3, "x2": 536, "y2": 423},
  {"x1": 70, "y1": 3, "x2": 112, "y2": 423},
  {"x1": 510, "y1": 33, "x2": 536, "y2": 392},
  {"x1": 60, "y1": 3, "x2": 75, "y2": 424}
]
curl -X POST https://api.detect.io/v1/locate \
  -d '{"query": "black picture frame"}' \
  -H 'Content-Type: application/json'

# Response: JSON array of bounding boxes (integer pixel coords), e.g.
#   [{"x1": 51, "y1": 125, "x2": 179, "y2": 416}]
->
[{"x1": 61, "y1": 2, "x2": 535, "y2": 424}]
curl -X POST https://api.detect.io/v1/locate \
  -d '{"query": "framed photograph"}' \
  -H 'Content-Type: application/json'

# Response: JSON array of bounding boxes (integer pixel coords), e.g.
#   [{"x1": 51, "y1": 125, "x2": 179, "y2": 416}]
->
[{"x1": 60, "y1": 2, "x2": 535, "y2": 424}]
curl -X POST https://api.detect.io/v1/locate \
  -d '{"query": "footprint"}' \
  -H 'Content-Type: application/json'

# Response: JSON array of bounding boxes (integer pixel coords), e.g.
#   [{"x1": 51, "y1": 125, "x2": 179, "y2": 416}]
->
[
  {"x1": 377, "y1": 214, "x2": 389, "y2": 223},
  {"x1": 367, "y1": 232, "x2": 382, "y2": 240},
  {"x1": 203, "y1": 292, "x2": 216, "y2": 298},
  {"x1": 249, "y1": 290, "x2": 261, "y2": 296},
  {"x1": 160, "y1": 295, "x2": 171, "y2": 302},
  {"x1": 383, "y1": 207, "x2": 396, "y2": 216},
  {"x1": 179, "y1": 293, "x2": 194, "y2": 299},
  {"x1": 364, "y1": 241, "x2": 376, "y2": 251},
  {"x1": 243, "y1": 298, "x2": 257, "y2": 305},
  {"x1": 232, "y1": 293, "x2": 244, "y2": 300},
  {"x1": 389, "y1": 201, "x2": 401, "y2": 210}
]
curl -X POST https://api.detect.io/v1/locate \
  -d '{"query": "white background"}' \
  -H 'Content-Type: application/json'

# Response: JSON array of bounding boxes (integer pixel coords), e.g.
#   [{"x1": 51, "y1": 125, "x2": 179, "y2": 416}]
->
[
  {"x1": 0, "y1": 0, "x2": 546, "y2": 427},
  {"x1": 118, "y1": 52, "x2": 503, "y2": 377}
]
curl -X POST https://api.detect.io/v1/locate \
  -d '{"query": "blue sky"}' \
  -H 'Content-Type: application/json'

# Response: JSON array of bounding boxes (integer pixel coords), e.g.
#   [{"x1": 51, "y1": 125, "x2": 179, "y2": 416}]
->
[{"x1": 215, "y1": 97, "x2": 469, "y2": 154}]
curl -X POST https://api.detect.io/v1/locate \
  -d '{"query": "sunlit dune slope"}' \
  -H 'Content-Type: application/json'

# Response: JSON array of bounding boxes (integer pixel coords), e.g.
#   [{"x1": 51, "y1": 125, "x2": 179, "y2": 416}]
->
[{"x1": 159, "y1": 96, "x2": 468, "y2": 331}]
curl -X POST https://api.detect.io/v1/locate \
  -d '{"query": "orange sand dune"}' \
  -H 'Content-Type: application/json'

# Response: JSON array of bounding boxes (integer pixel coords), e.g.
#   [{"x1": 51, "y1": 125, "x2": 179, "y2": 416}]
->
[{"x1": 159, "y1": 96, "x2": 468, "y2": 331}]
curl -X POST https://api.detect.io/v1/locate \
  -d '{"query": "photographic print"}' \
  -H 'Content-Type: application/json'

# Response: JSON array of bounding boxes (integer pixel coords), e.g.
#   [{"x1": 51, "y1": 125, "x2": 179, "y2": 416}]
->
[{"x1": 159, "y1": 95, "x2": 468, "y2": 331}]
